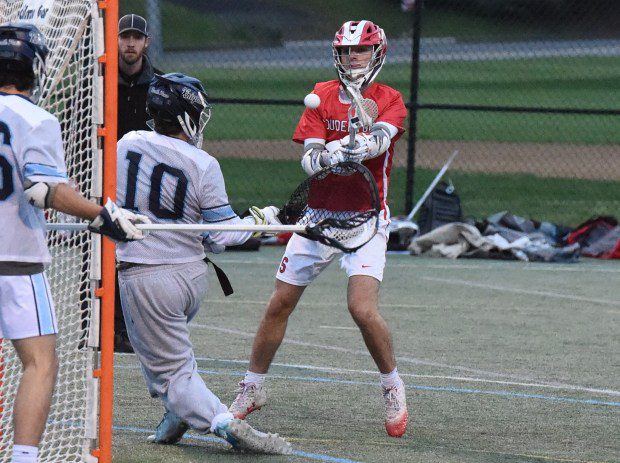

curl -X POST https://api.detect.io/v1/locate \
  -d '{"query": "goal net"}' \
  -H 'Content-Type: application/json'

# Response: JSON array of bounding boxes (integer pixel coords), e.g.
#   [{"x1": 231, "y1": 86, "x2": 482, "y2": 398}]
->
[{"x1": 0, "y1": 1, "x2": 104, "y2": 462}]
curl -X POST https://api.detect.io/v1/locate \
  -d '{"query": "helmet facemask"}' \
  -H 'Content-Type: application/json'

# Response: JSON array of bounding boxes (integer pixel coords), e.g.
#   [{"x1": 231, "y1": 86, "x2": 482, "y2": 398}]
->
[
  {"x1": 178, "y1": 103, "x2": 211, "y2": 149},
  {"x1": 29, "y1": 50, "x2": 47, "y2": 103},
  {"x1": 333, "y1": 44, "x2": 385, "y2": 89},
  {"x1": 332, "y1": 20, "x2": 387, "y2": 90}
]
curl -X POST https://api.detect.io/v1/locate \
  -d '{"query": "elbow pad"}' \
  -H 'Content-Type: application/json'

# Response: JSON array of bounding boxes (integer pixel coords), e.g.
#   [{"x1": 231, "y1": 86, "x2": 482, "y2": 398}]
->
[
  {"x1": 24, "y1": 181, "x2": 58, "y2": 209},
  {"x1": 366, "y1": 124, "x2": 392, "y2": 158}
]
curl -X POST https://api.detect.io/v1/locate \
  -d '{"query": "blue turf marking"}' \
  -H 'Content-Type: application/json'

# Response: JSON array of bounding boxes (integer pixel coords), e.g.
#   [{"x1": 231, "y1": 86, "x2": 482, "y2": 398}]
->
[
  {"x1": 113, "y1": 425, "x2": 364, "y2": 463},
  {"x1": 115, "y1": 365, "x2": 620, "y2": 407},
  {"x1": 291, "y1": 451, "x2": 365, "y2": 463}
]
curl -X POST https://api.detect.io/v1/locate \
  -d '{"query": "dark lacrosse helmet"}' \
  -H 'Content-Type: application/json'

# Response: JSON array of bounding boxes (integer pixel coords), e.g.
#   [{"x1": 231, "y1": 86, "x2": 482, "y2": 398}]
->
[
  {"x1": 0, "y1": 22, "x2": 49, "y2": 100},
  {"x1": 146, "y1": 73, "x2": 211, "y2": 148}
]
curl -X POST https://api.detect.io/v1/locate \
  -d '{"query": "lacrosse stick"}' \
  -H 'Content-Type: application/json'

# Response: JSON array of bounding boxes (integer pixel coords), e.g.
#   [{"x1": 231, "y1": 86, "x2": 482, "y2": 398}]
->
[
  {"x1": 277, "y1": 161, "x2": 380, "y2": 252},
  {"x1": 386, "y1": 150, "x2": 460, "y2": 247},
  {"x1": 406, "y1": 149, "x2": 459, "y2": 221},
  {"x1": 48, "y1": 163, "x2": 381, "y2": 253},
  {"x1": 345, "y1": 84, "x2": 379, "y2": 149}
]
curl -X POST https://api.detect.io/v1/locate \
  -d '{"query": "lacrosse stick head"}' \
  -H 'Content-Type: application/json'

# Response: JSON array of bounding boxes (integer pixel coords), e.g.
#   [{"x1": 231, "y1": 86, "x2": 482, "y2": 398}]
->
[
  {"x1": 333, "y1": 20, "x2": 387, "y2": 89},
  {"x1": 357, "y1": 97, "x2": 379, "y2": 130},
  {"x1": 278, "y1": 162, "x2": 380, "y2": 253},
  {"x1": 346, "y1": 88, "x2": 379, "y2": 149}
]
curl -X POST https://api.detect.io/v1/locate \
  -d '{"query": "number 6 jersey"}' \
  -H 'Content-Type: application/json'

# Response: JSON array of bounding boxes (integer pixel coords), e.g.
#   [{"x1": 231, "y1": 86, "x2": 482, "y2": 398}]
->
[{"x1": 0, "y1": 93, "x2": 68, "y2": 267}]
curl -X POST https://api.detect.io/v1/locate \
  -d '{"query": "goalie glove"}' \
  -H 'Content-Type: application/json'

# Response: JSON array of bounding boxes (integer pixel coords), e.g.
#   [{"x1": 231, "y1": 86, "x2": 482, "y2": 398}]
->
[
  {"x1": 339, "y1": 125, "x2": 392, "y2": 163},
  {"x1": 88, "y1": 199, "x2": 151, "y2": 242}
]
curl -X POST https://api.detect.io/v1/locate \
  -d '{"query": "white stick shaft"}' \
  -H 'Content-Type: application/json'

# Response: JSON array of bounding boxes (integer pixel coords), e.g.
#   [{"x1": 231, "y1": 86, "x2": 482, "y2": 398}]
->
[
  {"x1": 47, "y1": 223, "x2": 307, "y2": 233},
  {"x1": 406, "y1": 149, "x2": 459, "y2": 221}
]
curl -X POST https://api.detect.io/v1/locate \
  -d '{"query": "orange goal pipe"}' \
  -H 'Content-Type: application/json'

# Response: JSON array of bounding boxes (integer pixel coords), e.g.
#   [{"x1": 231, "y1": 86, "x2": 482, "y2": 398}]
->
[{"x1": 95, "y1": 1, "x2": 118, "y2": 462}]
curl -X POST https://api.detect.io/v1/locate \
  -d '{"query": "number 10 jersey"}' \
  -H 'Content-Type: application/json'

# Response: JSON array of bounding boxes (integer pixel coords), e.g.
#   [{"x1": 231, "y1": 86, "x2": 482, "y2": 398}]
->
[{"x1": 116, "y1": 130, "x2": 237, "y2": 264}]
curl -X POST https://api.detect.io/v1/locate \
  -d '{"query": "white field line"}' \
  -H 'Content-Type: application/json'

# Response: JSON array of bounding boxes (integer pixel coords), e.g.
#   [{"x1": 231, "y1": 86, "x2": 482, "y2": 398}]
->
[
  {"x1": 214, "y1": 258, "x2": 620, "y2": 273},
  {"x1": 188, "y1": 356, "x2": 620, "y2": 397},
  {"x1": 205, "y1": 298, "x2": 464, "y2": 310},
  {"x1": 206, "y1": 297, "x2": 618, "y2": 314},
  {"x1": 189, "y1": 323, "x2": 619, "y2": 396},
  {"x1": 422, "y1": 276, "x2": 620, "y2": 307},
  {"x1": 319, "y1": 325, "x2": 358, "y2": 331}
]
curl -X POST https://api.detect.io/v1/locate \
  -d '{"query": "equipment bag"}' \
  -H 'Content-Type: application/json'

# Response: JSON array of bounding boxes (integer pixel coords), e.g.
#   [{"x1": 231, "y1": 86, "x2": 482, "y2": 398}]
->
[{"x1": 417, "y1": 181, "x2": 463, "y2": 235}]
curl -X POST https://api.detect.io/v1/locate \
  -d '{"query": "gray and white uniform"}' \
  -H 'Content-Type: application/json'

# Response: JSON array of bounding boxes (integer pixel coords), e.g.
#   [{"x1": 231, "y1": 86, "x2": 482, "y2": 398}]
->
[{"x1": 116, "y1": 130, "x2": 253, "y2": 432}]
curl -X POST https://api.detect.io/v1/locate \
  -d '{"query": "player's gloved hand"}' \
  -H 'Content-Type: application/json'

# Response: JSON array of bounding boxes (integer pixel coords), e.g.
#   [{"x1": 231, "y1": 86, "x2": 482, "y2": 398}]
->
[
  {"x1": 202, "y1": 233, "x2": 226, "y2": 254},
  {"x1": 319, "y1": 148, "x2": 346, "y2": 167},
  {"x1": 88, "y1": 198, "x2": 151, "y2": 242},
  {"x1": 249, "y1": 206, "x2": 281, "y2": 225},
  {"x1": 339, "y1": 133, "x2": 377, "y2": 163},
  {"x1": 248, "y1": 206, "x2": 281, "y2": 238}
]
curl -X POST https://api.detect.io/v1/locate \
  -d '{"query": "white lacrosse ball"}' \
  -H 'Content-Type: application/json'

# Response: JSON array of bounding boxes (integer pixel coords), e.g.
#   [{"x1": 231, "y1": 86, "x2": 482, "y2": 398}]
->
[{"x1": 304, "y1": 93, "x2": 321, "y2": 109}]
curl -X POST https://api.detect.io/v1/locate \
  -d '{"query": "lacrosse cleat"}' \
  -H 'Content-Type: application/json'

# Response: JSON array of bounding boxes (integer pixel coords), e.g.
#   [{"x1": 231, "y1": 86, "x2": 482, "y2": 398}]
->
[
  {"x1": 214, "y1": 418, "x2": 292, "y2": 455},
  {"x1": 383, "y1": 381, "x2": 408, "y2": 437},
  {"x1": 147, "y1": 410, "x2": 189, "y2": 444},
  {"x1": 229, "y1": 382, "x2": 267, "y2": 419}
]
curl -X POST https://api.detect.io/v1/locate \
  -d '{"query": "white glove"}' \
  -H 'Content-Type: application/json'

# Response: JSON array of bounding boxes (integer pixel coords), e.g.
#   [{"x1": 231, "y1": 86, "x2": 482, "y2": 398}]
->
[
  {"x1": 88, "y1": 198, "x2": 151, "y2": 241},
  {"x1": 339, "y1": 133, "x2": 376, "y2": 162},
  {"x1": 248, "y1": 206, "x2": 281, "y2": 225},
  {"x1": 319, "y1": 148, "x2": 346, "y2": 167},
  {"x1": 202, "y1": 233, "x2": 226, "y2": 254},
  {"x1": 339, "y1": 130, "x2": 391, "y2": 163},
  {"x1": 245, "y1": 206, "x2": 281, "y2": 238}
]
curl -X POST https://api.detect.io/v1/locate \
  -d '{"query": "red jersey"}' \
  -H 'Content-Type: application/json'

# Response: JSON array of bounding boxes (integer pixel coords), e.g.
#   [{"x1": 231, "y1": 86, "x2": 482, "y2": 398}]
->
[{"x1": 293, "y1": 80, "x2": 407, "y2": 213}]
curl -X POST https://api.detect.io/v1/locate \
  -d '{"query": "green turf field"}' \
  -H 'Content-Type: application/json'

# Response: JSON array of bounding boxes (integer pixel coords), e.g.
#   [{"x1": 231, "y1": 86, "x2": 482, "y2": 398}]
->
[
  {"x1": 218, "y1": 159, "x2": 620, "y2": 227},
  {"x1": 112, "y1": 248, "x2": 620, "y2": 463},
  {"x1": 196, "y1": 56, "x2": 620, "y2": 144}
]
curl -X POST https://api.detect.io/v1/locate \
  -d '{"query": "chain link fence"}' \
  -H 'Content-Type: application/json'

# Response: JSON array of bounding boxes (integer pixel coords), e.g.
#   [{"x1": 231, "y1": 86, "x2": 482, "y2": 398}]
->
[{"x1": 122, "y1": 0, "x2": 619, "y2": 226}]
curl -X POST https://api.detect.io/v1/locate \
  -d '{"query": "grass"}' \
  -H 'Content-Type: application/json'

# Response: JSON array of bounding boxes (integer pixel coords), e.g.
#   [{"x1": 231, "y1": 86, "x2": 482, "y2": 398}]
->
[
  {"x1": 218, "y1": 159, "x2": 620, "y2": 227},
  {"x1": 191, "y1": 56, "x2": 620, "y2": 144},
  {"x1": 119, "y1": 0, "x2": 605, "y2": 48}
]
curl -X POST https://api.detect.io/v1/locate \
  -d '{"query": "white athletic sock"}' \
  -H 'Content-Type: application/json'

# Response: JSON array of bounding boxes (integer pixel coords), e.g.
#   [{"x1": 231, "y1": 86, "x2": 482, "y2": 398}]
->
[
  {"x1": 380, "y1": 368, "x2": 402, "y2": 389},
  {"x1": 244, "y1": 371, "x2": 266, "y2": 386},
  {"x1": 11, "y1": 445, "x2": 38, "y2": 463}
]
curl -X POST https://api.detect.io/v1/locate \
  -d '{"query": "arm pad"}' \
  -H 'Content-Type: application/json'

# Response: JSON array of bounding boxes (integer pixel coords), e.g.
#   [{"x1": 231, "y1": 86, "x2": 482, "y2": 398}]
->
[{"x1": 24, "y1": 180, "x2": 59, "y2": 209}]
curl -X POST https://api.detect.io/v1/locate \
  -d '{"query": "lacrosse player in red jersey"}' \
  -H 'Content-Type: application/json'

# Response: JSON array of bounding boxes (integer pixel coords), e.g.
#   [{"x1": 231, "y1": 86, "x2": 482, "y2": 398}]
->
[{"x1": 230, "y1": 20, "x2": 409, "y2": 438}]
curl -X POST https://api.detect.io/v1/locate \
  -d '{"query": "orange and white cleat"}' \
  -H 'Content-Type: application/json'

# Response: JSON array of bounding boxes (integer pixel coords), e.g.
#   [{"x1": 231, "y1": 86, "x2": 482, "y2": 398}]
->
[
  {"x1": 229, "y1": 382, "x2": 267, "y2": 419},
  {"x1": 383, "y1": 381, "x2": 408, "y2": 437}
]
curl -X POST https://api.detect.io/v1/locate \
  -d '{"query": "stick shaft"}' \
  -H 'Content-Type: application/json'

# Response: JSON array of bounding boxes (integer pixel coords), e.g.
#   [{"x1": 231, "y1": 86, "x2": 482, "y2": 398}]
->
[
  {"x1": 47, "y1": 223, "x2": 307, "y2": 233},
  {"x1": 406, "y1": 150, "x2": 459, "y2": 221}
]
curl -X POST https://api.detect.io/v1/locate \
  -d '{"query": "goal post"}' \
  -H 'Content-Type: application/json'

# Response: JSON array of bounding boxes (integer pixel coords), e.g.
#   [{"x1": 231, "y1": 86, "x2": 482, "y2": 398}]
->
[{"x1": 0, "y1": 1, "x2": 117, "y2": 462}]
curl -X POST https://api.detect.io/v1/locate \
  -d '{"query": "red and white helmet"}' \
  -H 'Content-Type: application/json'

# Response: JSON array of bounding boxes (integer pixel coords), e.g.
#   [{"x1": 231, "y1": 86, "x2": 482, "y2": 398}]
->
[{"x1": 332, "y1": 20, "x2": 387, "y2": 89}]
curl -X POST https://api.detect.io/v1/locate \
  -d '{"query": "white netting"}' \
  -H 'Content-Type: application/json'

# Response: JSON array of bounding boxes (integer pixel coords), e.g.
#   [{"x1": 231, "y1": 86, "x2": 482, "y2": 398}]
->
[{"x1": 0, "y1": 1, "x2": 102, "y2": 462}]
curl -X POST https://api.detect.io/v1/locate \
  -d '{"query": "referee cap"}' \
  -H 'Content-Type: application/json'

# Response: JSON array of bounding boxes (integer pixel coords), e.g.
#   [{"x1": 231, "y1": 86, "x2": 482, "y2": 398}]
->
[{"x1": 118, "y1": 14, "x2": 148, "y2": 37}]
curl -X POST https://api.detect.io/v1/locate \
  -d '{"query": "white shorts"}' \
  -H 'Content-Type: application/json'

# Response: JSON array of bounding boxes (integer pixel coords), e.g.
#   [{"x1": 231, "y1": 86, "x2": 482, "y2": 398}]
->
[
  {"x1": 0, "y1": 273, "x2": 58, "y2": 340},
  {"x1": 276, "y1": 222, "x2": 388, "y2": 286}
]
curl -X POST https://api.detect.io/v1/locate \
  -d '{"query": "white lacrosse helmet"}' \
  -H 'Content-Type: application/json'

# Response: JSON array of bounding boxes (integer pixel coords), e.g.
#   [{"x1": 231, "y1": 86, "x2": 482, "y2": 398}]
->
[{"x1": 332, "y1": 20, "x2": 387, "y2": 89}]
